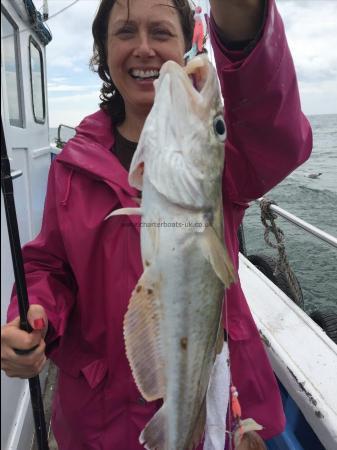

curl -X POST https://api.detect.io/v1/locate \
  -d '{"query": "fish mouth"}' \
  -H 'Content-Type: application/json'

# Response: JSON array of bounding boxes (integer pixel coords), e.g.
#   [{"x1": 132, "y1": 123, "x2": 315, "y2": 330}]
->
[
  {"x1": 184, "y1": 55, "x2": 210, "y2": 94},
  {"x1": 156, "y1": 55, "x2": 213, "y2": 103}
]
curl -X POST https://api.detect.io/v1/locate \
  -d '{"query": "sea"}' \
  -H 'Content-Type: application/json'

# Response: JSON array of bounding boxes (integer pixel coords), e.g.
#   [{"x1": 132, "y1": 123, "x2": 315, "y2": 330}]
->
[
  {"x1": 243, "y1": 114, "x2": 337, "y2": 314},
  {"x1": 50, "y1": 113, "x2": 337, "y2": 314}
]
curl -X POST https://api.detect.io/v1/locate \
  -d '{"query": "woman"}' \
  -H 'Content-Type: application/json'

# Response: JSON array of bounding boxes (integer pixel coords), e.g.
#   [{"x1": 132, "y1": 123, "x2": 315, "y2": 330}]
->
[{"x1": 1, "y1": 0, "x2": 312, "y2": 448}]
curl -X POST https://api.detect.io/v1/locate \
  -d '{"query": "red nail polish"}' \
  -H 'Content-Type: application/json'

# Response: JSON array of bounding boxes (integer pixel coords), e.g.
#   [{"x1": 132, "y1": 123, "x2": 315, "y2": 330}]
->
[{"x1": 34, "y1": 318, "x2": 45, "y2": 330}]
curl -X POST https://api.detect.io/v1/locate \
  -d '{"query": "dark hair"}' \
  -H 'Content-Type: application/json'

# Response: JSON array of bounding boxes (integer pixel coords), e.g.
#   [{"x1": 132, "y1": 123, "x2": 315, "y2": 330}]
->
[{"x1": 90, "y1": 0, "x2": 194, "y2": 125}]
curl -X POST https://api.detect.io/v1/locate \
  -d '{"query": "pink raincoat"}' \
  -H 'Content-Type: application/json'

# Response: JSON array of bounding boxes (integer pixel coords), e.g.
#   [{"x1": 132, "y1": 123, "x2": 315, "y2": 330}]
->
[{"x1": 8, "y1": 1, "x2": 312, "y2": 448}]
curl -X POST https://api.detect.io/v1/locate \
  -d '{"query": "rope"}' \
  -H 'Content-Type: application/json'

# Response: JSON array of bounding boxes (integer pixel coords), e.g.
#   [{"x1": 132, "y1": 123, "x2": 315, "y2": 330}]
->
[
  {"x1": 46, "y1": 0, "x2": 80, "y2": 21},
  {"x1": 259, "y1": 198, "x2": 302, "y2": 305}
]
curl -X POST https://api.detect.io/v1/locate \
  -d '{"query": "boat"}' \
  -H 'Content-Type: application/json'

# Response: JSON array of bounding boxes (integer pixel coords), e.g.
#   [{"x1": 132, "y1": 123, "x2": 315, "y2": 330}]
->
[
  {"x1": 1, "y1": 1, "x2": 52, "y2": 449},
  {"x1": 239, "y1": 200, "x2": 337, "y2": 450},
  {"x1": 1, "y1": 1, "x2": 337, "y2": 449}
]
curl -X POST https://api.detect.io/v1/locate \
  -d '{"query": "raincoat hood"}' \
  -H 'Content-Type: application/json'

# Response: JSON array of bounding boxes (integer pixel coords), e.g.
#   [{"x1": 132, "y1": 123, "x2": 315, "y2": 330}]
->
[{"x1": 57, "y1": 110, "x2": 139, "y2": 199}]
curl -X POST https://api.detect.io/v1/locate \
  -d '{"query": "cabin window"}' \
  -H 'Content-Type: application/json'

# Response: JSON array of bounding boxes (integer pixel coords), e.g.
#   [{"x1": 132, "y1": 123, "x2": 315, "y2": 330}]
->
[
  {"x1": 1, "y1": 10, "x2": 24, "y2": 127},
  {"x1": 29, "y1": 38, "x2": 45, "y2": 123}
]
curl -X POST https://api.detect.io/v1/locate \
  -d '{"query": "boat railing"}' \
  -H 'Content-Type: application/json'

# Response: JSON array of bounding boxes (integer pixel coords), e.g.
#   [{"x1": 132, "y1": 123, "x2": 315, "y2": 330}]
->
[
  {"x1": 256, "y1": 197, "x2": 337, "y2": 249},
  {"x1": 55, "y1": 124, "x2": 76, "y2": 149}
]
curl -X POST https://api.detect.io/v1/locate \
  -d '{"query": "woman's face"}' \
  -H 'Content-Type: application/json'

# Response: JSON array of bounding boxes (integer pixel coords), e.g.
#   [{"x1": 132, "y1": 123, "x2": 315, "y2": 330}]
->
[{"x1": 107, "y1": 0, "x2": 186, "y2": 117}]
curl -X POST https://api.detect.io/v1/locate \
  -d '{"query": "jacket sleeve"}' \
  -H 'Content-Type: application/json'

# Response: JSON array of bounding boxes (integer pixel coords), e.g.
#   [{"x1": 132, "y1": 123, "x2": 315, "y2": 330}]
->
[
  {"x1": 7, "y1": 162, "x2": 77, "y2": 352},
  {"x1": 210, "y1": 0, "x2": 313, "y2": 204}
]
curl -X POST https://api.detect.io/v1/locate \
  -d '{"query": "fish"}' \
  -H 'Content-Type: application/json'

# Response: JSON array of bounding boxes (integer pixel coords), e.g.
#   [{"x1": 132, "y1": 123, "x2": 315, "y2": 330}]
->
[
  {"x1": 107, "y1": 54, "x2": 237, "y2": 449},
  {"x1": 234, "y1": 419, "x2": 266, "y2": 450}
]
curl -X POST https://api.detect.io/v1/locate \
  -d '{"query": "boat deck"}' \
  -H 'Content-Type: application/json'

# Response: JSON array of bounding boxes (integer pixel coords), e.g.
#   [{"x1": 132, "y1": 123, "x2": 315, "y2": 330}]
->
[{"x1": 240, "y1": 254, "x2": 337, "y2": 450}]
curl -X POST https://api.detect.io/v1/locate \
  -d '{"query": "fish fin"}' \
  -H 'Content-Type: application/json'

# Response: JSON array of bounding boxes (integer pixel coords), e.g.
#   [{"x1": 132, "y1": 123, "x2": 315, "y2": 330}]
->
[
  {"x1": 124, "y1": 268, "x2": 165, "y2": 401},
  {"x1": 199, "y1": 226, "x2": 237, "y2": 287},
  {"x1": 139, "y1": 404, "x2": 167, "y2": 450},
  {"x1": 239, "y1": 418, "x2": 264, "y2": 433},
  {"x1": 188, "y1": 396, "x2": 207, "y2": 450},
  {"x1": 234, "y1": 419, "x2": 265, "y2": 450},
  {"x1": 104, "y1": 207, "x2": 142, "y2": 220}
]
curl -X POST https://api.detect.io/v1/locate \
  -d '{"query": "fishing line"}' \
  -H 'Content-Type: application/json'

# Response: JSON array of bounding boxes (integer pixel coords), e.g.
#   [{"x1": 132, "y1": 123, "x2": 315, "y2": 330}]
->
[
  {"x1": 224, "y1": 287, "x2": 233, "y2": 449},
  {"x1": 42, "y1": 0, "x2": 80, "y2": 21}
]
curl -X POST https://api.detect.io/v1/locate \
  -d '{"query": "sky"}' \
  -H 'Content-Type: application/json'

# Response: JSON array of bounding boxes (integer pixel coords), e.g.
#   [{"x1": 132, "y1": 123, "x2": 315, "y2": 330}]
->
[{"x1": 33, "y1": 0, "x2": 337, "y2": 128}]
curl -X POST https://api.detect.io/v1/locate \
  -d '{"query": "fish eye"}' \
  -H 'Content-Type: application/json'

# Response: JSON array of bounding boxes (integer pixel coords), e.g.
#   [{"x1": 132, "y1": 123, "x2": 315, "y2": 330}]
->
[{"x1": 213, "y1": 115, "x2": 226, "y2": 142}]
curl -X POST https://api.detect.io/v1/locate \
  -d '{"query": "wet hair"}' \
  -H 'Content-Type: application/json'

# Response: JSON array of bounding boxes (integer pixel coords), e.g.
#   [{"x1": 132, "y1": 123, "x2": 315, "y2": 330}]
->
[{"x1": 89, "y1": 0, "x2": 194, "y2": 125}]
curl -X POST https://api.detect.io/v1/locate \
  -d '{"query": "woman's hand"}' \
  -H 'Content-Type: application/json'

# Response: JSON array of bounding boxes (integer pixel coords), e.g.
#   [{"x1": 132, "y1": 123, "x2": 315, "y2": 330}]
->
[
  {"x1": 210, "y1": 0, "x2": 265, "y2": 42},
  {"x1": 1, "y1": 305, "x2": 48, "y2": 379}
]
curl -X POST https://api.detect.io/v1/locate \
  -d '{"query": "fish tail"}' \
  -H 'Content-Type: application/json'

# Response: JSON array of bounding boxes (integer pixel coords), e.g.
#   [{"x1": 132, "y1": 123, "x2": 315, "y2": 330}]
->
[{"x1": 140, "y1": 404, "x2": 167, "y2": 450}]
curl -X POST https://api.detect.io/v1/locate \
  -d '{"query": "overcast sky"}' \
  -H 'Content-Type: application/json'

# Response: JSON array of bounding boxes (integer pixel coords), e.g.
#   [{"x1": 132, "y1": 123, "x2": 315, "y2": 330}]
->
[{"x1": 34, "y1": 0, "x2": 337, "y2": 127}]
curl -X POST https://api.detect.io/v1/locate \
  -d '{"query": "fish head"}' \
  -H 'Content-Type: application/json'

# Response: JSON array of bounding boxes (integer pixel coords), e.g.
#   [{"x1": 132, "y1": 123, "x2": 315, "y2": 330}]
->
[{"x1": 129, "y1": 54, "x2": 226, "y2": 209}]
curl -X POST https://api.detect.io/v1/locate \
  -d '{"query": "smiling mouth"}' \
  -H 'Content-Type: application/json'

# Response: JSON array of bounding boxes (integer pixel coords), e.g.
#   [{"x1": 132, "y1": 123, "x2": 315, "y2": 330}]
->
[{"x1": 129, "y1": 69, "x2": 160, "y2": 81}]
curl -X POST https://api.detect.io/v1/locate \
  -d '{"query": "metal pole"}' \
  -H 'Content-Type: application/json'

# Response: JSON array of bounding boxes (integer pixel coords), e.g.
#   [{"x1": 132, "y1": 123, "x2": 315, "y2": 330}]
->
[{"x1": 1, "y1": 118, "x2": 49, "y2": 450}]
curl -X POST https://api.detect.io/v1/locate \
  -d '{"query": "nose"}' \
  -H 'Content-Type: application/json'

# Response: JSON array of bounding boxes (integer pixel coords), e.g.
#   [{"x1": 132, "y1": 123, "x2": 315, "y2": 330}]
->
[{"x1": 133, "y1": 31, "x2": 155, "y2": 58}]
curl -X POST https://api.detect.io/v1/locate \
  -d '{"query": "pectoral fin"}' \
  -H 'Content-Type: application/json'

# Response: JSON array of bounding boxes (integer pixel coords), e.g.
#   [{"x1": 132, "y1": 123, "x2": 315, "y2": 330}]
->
[
  {"x1": 239, "y1": 418, "x2": 264, "y2": 434},
  {"x1": 234, "y1": 420, "x2": 266, "y2": 450},
  {"x1": 105, "y1": 207, "x2": 142, "y2": 220},
  {"x1": 199, "y1": 226, "x2": 237, "y2": 287}
]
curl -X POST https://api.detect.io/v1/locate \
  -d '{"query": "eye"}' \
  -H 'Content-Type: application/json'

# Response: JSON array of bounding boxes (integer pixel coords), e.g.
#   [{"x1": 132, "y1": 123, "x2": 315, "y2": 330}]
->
[
  {"x1": 213, "y1": 115, "x2": 226, "y2": 142},
  {"x1": 152, "y1": 28, "x2": 173, "y2": 40},
  {"x1": 154, "y1": 28, "x2": 168, "y2": 35},
  {"x1": 115, "y1": 25, "x2": 135, "y2": 38}
]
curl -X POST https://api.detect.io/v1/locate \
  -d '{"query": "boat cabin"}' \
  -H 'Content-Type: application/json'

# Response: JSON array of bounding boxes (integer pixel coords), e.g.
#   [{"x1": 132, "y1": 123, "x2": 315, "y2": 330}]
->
[{"x1": 1, "y1": 1, "x2": 52, "y2": 448}]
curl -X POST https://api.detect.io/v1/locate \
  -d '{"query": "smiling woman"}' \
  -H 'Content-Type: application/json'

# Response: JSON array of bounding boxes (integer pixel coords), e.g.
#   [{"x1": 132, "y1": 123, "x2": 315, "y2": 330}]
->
[
  {"x1": 1, "y1": 1, "x2": 313, "y2": 449},
  {"x1": 90, "y1": 0, "x2": 193, "y2": 139}
]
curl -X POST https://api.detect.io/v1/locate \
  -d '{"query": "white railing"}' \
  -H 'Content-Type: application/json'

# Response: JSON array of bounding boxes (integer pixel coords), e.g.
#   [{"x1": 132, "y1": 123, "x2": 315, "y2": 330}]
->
[{"x1": 256, "y1": 197, "x2": 337, "y2": 249}]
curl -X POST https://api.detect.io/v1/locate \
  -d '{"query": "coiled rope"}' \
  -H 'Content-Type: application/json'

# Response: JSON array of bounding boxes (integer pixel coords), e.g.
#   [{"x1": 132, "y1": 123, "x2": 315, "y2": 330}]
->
[{"x1": 259, "y1": 198, "x2": 303, "y2": 306}]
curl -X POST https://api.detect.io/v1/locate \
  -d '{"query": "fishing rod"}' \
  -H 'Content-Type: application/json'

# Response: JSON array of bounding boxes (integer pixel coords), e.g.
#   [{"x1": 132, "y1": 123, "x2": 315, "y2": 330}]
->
[{"x1": 1, "y1": 118, "x2": 50, "y2": 450}]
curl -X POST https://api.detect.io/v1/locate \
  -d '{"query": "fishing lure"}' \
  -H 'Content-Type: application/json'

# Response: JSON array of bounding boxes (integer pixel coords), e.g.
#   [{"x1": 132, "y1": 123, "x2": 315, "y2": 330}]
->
[
  {"x1": 184, "y1": 6, "x2": 206, "y2": 61},
  {"x1": 230, "y1": 385, "x2": 267, "y2": 450}
]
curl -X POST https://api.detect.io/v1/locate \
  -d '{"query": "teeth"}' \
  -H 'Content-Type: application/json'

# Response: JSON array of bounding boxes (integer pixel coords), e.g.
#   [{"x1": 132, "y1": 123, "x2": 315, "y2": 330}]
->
[{"x1": 131, "y1": 69, "x2": 159, "y2": 79}]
